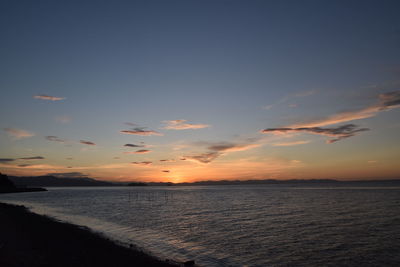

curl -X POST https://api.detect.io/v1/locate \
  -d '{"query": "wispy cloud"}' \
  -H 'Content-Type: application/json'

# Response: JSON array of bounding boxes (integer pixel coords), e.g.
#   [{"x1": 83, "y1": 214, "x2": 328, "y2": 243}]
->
[
  {"x1": 55, "y1": 115, "x2": 71, "y2": 123},
  {"x1": 0, "y1": 156, "x2": 44, "y2": 162},
  {"x1": 289, "y1": 90, "x2": 400, "y2": 127},
  {"x1": 124, "y1": 150, "x2": 151, "y2": 154},
  {"x1": 134, "y1": 149, "x2": 151, "y2": 154},
  {"x1": 18, "y1": 156, "x2": 45, "y2": 160},
  {"x1": 183, "y1": 141, "x2": 260, "y2": 164},
  {"x1": 80, "y1": 140, "x2": 96, "y2": 146},
  {"x1": 263, "y1": 89, "x2": 317, "y2": 110},
  {"x1": 262, "y1": 124, "x2": 369, "y2": 143},
  {"x1": 272, "y1": 140, "x2": 310, "y2": 146},
  {"x1": 34, "y1": 94, "x2": 65, "y2": 101},
  {"x1": 205, "y1": 142, "x2": 261, "y2": 152},
  {"x1": 4, "y1": 128, "x2": 34, "y2": 139},
  {"x1": 120, "y1": 127, "x2": 163, "y2": 136},
  {"x1": 124, "y1": 122, "x2": 137, "y2": 126},
  {"x1": 183, "y1": 152, "x2": 220, "y2": 164},
  {"x1": 163, "y1": 120, "x2": 210, "y2": 130},
  {"x1": 124, "y1": 143, "x2": 145, "y2": 148},
  {"x1": 131, "y1": 161, "x2": 152, "y2": 166},
  {"x1": 45, "y1": 136, "x2": 66, "y2": 143},
  {"x1": 159, "y1": 159, "x2": 176, "y2": 162},
  {"x1": 0, "y1": 158, "x2": 15, "y2": 162},
  {"x1": 162, "y1": 170, "x2": 170, "y2": 173}
]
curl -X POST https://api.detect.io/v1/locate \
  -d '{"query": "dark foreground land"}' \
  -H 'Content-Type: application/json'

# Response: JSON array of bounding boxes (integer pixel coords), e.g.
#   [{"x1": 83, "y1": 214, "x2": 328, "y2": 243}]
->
[{"x1": 0, "y1": 203, "x2": 177, "y2": 267}]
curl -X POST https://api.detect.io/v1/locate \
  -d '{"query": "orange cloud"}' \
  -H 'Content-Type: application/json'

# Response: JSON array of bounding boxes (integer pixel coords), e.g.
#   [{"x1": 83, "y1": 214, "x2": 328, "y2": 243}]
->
[
  {"x1": 272, "y1": 140, "x2": 310, "y2": 146},
  {"x1": 131, "y1": 161, "x2": 152, "y2": 166},
  {"x1": 135, "y1": 149, "x2": 151, "y2": 154},
  {"x1": 163, "y1": 120, "x2": 210, "y2": 130}
]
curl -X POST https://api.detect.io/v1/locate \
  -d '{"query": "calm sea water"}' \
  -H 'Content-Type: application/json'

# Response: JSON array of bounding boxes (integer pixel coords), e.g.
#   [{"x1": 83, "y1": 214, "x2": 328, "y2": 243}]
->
[{"x1": 1, "y1": 185, "x2": 400, "y2": 266}]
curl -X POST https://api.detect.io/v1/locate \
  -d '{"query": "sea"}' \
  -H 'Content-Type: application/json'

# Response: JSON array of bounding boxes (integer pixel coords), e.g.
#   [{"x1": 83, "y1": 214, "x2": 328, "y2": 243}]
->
[{"x1": 1, "y1": 184, "x2": 400, "y2": 266}]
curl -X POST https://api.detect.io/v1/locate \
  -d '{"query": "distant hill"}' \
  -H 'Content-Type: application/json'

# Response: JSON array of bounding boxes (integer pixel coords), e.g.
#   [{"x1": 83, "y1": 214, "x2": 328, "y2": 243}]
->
[
  {"x1": 1, "y1": 173, "x2": 46, "y2": 193},
  {"x1": 9, "y1": 175, "x2": 116, "y2": 187},
  {"x1": 146, "y1": 179, "x2": 400, "y2": 187}
]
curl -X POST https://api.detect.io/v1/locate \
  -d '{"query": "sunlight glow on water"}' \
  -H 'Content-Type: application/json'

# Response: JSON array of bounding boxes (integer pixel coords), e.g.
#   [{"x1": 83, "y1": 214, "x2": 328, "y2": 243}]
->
[{"x1": 1, "y1": 185, "x2": 400, "y2": 266}]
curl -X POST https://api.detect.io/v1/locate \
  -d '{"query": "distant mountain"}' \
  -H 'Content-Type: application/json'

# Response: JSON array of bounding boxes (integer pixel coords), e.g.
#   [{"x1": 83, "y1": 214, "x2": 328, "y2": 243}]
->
[
  {"x1": 1, "y1": 173, "x2": 46, "y2": 193},
  {"x1": 146, "y1": 179, "x2": 400, "y2": 187},
  {"x1": 9, "y1": 175, "x2": 116, "y2": 187}
]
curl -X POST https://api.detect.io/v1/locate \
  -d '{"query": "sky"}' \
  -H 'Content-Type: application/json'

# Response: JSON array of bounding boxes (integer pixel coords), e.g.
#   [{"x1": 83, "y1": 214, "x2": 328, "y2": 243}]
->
[{"x1": 1, "y1": 0, "x2": 399, "y2": 182}]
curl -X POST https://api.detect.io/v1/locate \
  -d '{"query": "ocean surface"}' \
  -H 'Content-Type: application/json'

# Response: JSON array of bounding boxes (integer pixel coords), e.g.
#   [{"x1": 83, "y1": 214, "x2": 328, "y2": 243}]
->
[{"x1": 1, "y1": 185, "x2": 400, "y2": 266}]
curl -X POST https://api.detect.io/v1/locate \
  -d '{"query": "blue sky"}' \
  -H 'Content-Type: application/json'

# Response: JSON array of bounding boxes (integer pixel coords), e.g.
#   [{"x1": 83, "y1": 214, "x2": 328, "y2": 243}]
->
[{"x1": 1, "y1": 0, "x2": 399, "y2": 181}]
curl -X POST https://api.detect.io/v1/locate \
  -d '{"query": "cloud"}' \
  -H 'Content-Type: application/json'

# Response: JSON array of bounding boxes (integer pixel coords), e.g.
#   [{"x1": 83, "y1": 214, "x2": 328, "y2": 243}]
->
[
  {"x1": 124, "y1": 143, "x2": 145, "y2": 148},
  {"x1": 120, "y1": 127, "x2": 163, "y2": 136},
  {"x1": 263, "y1": 89, "x2": 317, "y2": 110},
  {"x1": 18, "y1": 164, "x2": 31, "y2": 167},
  {"x1": 80, "y1": 140, "x2": 96, "y2": 146},
  {"x1": 184, "y1": 141, "x2": 261, "y2": 164},
  {"x1": 131, "y1": 161, "x2": 152, "y2": 166},
  {"x1": 0, "y1": 158, "x2": 15, "y2": 162},
  {"x1": 162, "y1": 170, "x2": 170, "y2": 173},
  {"x1": 66, "y1": 157, "x2": 73, "y2": 160},
  {"x1": 272, "y1": 140, "x2": 311, "y2": 147},
  {"x1": 159, "y1": 159, "x2": 176, "y2": 162},
  {"x1": 134, "y1": 149, "x2": 151, "y2": 154},
  {"x1": 18, "y1": 156, "x2": 45, "y2": 160},
  {"x1": 262, "y1": 124, "x2": 369, "y2": 143},
  {"x1": 4, "y1": 128, "x2": 34, "y2": 139},
  {"x1": 205, "y1": 142, "x2": 261, "y2": 152},
  {"x1": 289, "y1": 90, "x2": 400, "y2": 128},
  {"x1": 55, "y1": 116, "x2": 71, "y2": 123},
  {"x1": 183, "y1": 152, "x2": 221, "y2": 164},
  {"x1": 45, "y1": 136, "x2": 66, "y2": 143},
  {"x1": 124, "y1": 122, "x2": 137, "y2": 126},
  {"x1": 34, "y1": 94, "x2": 65, "y2": 101},
  {"x1": 124, "y1": 150, "x2": 151, "y2": 154},
  {"x1": 163, "y1": 120, "x2": 210, "y2": 130}
]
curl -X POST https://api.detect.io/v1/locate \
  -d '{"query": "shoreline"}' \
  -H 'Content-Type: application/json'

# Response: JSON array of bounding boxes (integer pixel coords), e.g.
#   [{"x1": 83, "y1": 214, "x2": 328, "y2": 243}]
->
[{"x1": 0, "y1": 202, "x2": 186, "y2": 267}]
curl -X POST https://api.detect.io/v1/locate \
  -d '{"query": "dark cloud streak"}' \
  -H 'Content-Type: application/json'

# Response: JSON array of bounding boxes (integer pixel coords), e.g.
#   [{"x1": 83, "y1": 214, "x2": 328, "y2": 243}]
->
[{"x1": 262, "y1": 124, "x2": 369, "y2": 143}]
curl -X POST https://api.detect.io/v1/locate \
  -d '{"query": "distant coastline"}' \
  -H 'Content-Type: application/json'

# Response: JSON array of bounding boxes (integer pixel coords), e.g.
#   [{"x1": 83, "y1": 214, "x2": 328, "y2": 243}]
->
[{"x1": 6, "y1": 174, "x2": 400, "y2": 187}]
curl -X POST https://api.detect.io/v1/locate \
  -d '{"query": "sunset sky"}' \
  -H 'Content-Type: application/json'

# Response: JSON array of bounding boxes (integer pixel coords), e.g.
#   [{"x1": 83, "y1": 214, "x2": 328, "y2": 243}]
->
[{"x1": 1, "y1": 0, "x2": 399, "y2": 182}]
